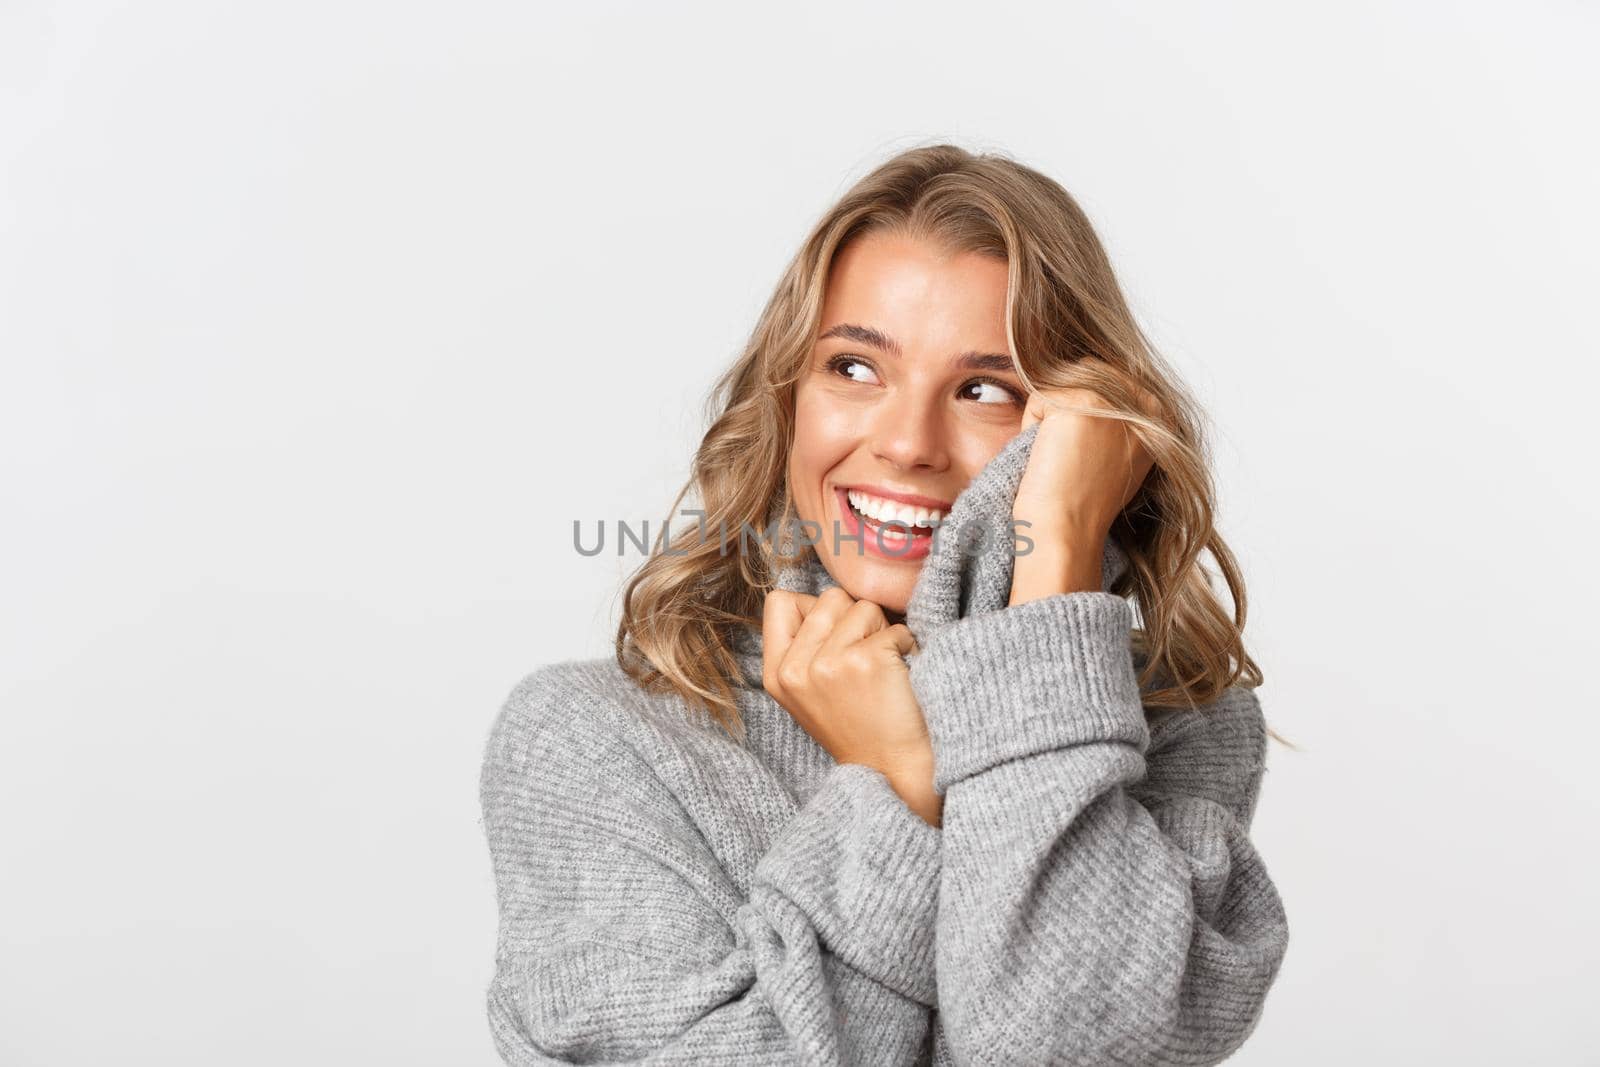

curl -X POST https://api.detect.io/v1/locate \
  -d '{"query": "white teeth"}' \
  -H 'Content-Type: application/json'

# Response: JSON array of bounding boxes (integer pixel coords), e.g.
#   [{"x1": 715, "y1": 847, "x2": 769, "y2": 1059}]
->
[{"x1": 846, "y1": 490, "x2": 945, "y2": 528}]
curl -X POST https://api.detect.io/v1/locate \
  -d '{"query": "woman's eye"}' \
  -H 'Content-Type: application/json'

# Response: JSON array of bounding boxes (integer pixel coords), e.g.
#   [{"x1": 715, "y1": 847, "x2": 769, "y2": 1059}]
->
[
  {"x1": 826, "y1": 355, "x2": 880, "y2": 385},
  {"x1": 962, "y1": 379, "x2": 1021, "y2": 405},
  {"x1": 824, "y1": 356, "x2": 1017, "y2": 405}
]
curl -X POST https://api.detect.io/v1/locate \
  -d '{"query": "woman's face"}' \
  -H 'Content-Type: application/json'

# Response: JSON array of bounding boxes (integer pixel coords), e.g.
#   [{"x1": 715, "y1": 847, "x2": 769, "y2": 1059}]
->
[{"x1": 789, "y1": 231, "x2": 1027, "y2": 616}]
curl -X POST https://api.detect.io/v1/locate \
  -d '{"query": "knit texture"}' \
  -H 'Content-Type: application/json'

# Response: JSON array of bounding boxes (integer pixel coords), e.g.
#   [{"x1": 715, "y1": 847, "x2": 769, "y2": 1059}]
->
[{"x1": 479, "y1": 422, "x2": 1290, "y2": 1065}]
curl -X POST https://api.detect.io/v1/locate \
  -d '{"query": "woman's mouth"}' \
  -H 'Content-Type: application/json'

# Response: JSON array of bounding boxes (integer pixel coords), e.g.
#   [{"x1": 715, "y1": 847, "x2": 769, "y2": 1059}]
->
[{"x1": 832, "y1": 487, "x2": 948, "y2": 562}]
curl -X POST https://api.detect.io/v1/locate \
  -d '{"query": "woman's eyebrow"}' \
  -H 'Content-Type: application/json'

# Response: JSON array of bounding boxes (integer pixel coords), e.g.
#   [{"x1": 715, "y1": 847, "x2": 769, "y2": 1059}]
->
[{"x1": 817, "y1": 323, "x2": 1016, "y2": 373}]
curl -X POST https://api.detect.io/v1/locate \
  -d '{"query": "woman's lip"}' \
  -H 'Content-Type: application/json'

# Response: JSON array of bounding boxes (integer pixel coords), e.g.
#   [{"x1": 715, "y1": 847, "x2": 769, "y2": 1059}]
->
[
  {"x1": 836, "y1": 484, "x2": 955, "y2": 511},
  {"x1": 833, "y1": 487, "x2": 936, "y2": 562}
]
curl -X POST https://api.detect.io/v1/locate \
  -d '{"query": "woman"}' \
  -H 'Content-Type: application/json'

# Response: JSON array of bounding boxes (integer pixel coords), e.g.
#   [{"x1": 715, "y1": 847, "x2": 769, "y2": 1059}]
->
[{"x1": 480, "y1": 144, "x2": 1290, "y2": 1066}]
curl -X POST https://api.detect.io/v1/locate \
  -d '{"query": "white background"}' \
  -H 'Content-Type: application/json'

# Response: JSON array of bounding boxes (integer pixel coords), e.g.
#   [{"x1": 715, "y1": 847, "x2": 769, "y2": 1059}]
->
[{"x1": 4, "y1": 2, "x2": 1597, "y2": 1064}]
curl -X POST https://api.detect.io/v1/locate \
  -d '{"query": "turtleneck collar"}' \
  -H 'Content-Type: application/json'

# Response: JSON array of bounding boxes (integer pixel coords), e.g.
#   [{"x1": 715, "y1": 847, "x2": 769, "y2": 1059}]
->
[{"x1": 732, "y1": 422, "x2": 1131, "y2": 685}]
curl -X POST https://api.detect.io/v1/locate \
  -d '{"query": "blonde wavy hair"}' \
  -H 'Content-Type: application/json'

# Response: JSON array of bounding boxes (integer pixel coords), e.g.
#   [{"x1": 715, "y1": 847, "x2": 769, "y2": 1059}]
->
[{"x1": 615, "y1": 143, "x2": 1274, "y2": 744}]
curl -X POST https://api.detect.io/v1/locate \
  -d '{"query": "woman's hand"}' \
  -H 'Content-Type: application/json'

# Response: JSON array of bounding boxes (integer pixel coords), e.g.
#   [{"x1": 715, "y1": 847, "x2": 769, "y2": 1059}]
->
[
  {"x1": 762, "y1": 586, "x2": 942, "y2": 826},
  {"x1": 1011, "y1": 368, "x2": 1158, "y2": 605}
]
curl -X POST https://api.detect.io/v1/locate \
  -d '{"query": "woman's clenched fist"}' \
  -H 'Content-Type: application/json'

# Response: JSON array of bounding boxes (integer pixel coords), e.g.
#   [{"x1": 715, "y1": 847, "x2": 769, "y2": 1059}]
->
[{"x1": 762, "y1": 586, "x2": 942, "y2": 826}]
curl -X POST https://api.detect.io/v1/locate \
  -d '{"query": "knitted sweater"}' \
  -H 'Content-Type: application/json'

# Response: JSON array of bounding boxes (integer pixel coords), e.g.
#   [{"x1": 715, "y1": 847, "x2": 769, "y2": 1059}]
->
[{"x1": 479, "y1": 423, "x2": 1290, "y2": 1066}]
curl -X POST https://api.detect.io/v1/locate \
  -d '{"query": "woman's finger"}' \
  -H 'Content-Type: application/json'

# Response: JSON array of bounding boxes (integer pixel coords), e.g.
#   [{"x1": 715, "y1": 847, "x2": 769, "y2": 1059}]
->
[
  {"x1": 781, "y1": 586, "x2": 856, "y2": 677},
  {"x1": 761, "y1": 591, "x2": 814, "y2": 690},
  {"x1": 871, "y1": 623, "x2": 919, "y2": 659},
  {"x1": 1020, "y1": 389, "x2": 1047, "y2": 431},
  {"x1": 819, "y1": 598, "x2": 888, "y2": 657},
  {"x1": 1025, "y1": 385, "x2": 1108, "y2": 426}
]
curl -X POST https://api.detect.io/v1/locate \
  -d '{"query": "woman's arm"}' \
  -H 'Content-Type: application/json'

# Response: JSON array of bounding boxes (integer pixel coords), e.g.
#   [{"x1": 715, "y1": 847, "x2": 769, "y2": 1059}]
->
[
  {"x1": 906, "y1": 592, "x2": 1289, "y2": 1067},
  {"x1": 479, "y1": 663, "x2": 942, "y2": 1066}
]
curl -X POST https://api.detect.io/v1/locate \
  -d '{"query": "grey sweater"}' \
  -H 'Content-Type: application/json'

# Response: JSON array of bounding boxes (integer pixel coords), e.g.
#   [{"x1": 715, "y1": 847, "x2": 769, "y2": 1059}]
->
[{"x1": 479, "y1": 423, "x2": 1290, "y2": 1066}]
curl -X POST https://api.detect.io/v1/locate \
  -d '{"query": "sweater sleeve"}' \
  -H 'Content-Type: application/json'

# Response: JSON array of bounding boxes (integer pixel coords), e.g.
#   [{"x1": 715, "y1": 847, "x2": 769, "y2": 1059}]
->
[
  {"x1": 479, "y1": 665, "x2": 943, "y2": 1066},
  {"x1": 906, "y1": 593, "x2": 1290, "y2": 1067}
]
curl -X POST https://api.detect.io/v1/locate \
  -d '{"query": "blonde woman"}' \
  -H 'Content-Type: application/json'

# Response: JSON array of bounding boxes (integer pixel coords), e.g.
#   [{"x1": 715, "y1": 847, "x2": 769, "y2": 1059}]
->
[{"x1": 480, "y1": 144, "x2": 1290, "y2": 1066}]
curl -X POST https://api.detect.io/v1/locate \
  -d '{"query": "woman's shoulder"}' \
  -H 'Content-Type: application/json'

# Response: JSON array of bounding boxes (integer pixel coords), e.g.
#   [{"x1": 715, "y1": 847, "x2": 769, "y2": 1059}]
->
[
  {"x1": 482, "y1": 655, "x2": 748, "y2": 789},
  {"x1": 487, "y1": 657, "x2": 654, "y2": 759},
  {"x1": 481, "y1": 660, "x2": 607, "y2": 791},
  {"x1": 479, "y1": 657, "x2": 792, "y2": 884},
  {"x1": 1132, "y1": 644, "x2": 1266, "y2": 755},
  {"x1": 1144, "y1": 685, "x2": 1267, "y2": 762},
  {"x1": 1138, "y1": 683, "x2": 1270, "y2": 826},
  {"x1": 497, "y1": 656, "x2": 634, "y2": 720}
]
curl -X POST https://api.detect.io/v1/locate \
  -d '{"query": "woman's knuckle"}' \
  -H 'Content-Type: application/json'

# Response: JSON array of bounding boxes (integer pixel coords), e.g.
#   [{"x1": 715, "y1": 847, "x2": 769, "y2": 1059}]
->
[
  {"x1": 811, "y1": 655, "x2": 842, "y2": 683},
  {"x1": 853, "y1": 599, "x2": 885, "y2": 622},
  {"x1": 840, "y1": 646, "x2": 872, "y2": 673}
]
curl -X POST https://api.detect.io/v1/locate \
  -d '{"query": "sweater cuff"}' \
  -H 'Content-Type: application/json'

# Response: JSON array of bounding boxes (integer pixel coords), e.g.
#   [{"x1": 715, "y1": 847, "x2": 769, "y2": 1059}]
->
[
  {"x1": 907, "y1": 592, "x2": 1148, "y2": 795},
  {"x1": 751, "y1": 762, "x2": 942, "y2": 1006}
]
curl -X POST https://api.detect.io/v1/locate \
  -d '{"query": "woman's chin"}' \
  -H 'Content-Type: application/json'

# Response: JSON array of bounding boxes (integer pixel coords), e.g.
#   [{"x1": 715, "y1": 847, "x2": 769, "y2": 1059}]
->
[{"x1": 824, "y1": 555, "x2": 916, "y2": 614}]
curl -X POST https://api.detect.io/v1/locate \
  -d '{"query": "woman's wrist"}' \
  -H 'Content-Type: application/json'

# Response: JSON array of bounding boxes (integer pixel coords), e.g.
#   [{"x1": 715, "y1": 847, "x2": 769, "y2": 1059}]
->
[
  {"x1": 1009, "y1": 536, "x2": 1104, "y2": 604},
  {"x1": 883, "y1": 752, "x2": 944, "y2": 828},
  {"x1": 893, "y1": 781, "x2": 943, "y2": 828}
]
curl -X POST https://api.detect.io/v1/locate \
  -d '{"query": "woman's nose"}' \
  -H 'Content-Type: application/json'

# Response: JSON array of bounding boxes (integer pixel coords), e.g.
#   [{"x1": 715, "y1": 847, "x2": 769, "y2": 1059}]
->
[{"x1": 869, "y1": 391, "x2": 949, "y2": 472}]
